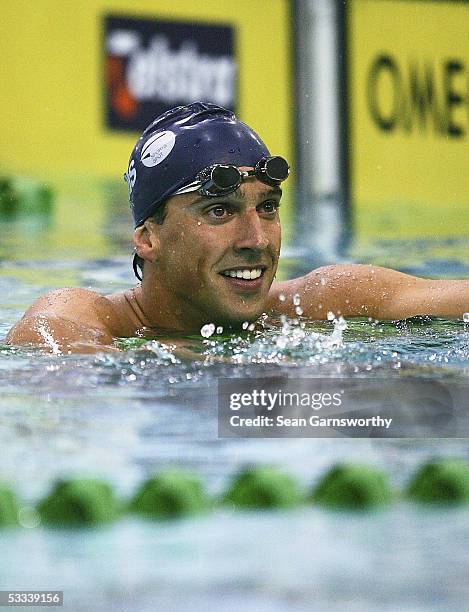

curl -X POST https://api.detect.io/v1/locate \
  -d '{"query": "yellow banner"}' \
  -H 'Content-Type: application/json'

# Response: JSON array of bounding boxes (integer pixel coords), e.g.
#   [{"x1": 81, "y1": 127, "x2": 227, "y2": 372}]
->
[
  {"x1": 0, "y1": 1, "x2": 294, "y2": 248},
  {"x1": 348, "y1": 0, "x2": 469, "y2": 238},
  {"x1": 0, "y1": 0, "x2": 292, "y2": 180}
]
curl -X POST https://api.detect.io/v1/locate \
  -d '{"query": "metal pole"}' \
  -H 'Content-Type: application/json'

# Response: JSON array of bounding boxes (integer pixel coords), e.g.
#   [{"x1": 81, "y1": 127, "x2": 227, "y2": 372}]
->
[{"x1": 293, "y1": 0, "x2": 345, "y2": 263}]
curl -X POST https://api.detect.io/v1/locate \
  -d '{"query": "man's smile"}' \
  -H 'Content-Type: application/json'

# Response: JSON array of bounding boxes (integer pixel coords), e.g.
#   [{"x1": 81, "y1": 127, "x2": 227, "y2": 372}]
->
[
  {"x1": 218, "y1": 266, "x2": 268, "y2": 291},
  {"x1": 220, "y1": 267, "x2": 264, "y2": 280}
]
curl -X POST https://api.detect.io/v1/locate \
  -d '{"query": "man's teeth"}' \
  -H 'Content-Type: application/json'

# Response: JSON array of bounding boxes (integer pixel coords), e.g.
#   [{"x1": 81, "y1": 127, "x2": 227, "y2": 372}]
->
[{"x1": 222, "y1": 268, "x2": 263, "y2": 280}]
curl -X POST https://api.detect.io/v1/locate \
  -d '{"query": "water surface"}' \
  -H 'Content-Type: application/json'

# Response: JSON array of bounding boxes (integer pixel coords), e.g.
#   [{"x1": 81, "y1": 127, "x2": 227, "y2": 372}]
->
[{"x1": 1, "y1": 192, "x2": 469, "y2": 611}]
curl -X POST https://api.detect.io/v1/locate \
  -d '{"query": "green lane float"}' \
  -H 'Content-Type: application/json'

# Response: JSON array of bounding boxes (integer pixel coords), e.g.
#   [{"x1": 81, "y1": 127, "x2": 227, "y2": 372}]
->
[
  {"x1": 223, "y1": 466, "x2": 302, "y2": 509},
  {"x1": 0, "y1": 174, "x2": 53, "y2": 218},
  {"x1": 0, "y1": 460, "x2": 468, "y2": 529},
  {"x1": 0, "y1": 177, "x2": 18, "y2": 217},
  {"x1": 129, "y1": 470, "x2": 208, "y2": 518},
  {"x1": 311, "y1": 463, "x2": 393, "y2": 510},
  {"x1": 406, "y1": 459, "x2": 469, "y2": 504},
  {"x1": 38, "y1": 478, "x2": 119, "y2": 526},
  {"x1": 0, "y1": 483, "x2": 20, "y2": 526}
]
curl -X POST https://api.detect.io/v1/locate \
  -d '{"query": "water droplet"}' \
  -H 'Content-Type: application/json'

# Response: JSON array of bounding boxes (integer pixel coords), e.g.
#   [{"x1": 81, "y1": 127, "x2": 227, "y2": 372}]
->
[
  {"x1": 293, "y1": 294, "x2": 301, "y2": 306},
  {"x1": 320, "y1": 278, "x2": 327, "y2": 286},
  {"x1": 292, "y1": 327, "x2": 305, "y2": 341},
  {"x1": 279, "y1": 293, "x2": 286, "y2": 302},
  {"x1": 248, "y1": 323, "x2": 255, "y2": 331},
  {"x1": 276, "y1": 336, "x2": 287, "y2": 349},
  {"x1": 242, "y1": 321, "x2": 249, "y2": 330},
  {"x1": 327, "y1": 311, "x2": 335, "y2": 321},
  {"x1": 295, "y1": 306, "x2": 303, "y2": 316},
  {"x1": 216, "y1": 326, "x2": 223, "y2": 334},
  {"x1": 337, "y1": 316, "x2": 347, "y2": 331},
  {"x1": 197, "y1": 221, "x2": 202, "y2": 226},
  {"x1": 200, "y1": 323, "x2": 215, "y2": 338},
  {"x1": 463, "y1": 312, "x2": 469, "y2": 323}
]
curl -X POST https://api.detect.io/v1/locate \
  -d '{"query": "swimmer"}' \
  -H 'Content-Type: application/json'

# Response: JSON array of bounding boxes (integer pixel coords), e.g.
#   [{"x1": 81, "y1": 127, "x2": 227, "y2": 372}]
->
[{"x1": 6, "y1": 102, "x2": 469, "y2": 353}]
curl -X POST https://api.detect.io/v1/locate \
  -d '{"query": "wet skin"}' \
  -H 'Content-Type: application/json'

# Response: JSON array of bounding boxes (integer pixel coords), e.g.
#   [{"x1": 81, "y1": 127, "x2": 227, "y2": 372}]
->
[{"x1": 7, "y1": 172, "x2": 469, "y2": 353}]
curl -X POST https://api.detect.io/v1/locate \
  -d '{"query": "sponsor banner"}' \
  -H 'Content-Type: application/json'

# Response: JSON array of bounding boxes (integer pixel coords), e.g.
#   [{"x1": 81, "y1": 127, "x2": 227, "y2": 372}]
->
[
  {"x1": 0, "y1": 0, "x2": 293, "y2": 239},
  {"x1": 103, "y1": 15, "x2": 236, "y2": 132},
  {"x1": 218, "y1": 377, "x2": 469, "y2": 438},
  {"x1": 345, "y1": 0, "x2": 469, "y2": 239}
]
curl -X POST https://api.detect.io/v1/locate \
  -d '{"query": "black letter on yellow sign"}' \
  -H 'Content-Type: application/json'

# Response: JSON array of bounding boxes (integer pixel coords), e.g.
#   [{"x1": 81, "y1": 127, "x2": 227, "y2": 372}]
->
[
  {"x1": 367, "y1": 54, "x2": 400, "y2": 132},
  {"x1": 408, "y1": 62, "x2": 443, "y2": 134},
  {"x1": 443, "y1": 60, "x2": 465, "y2": 138}
]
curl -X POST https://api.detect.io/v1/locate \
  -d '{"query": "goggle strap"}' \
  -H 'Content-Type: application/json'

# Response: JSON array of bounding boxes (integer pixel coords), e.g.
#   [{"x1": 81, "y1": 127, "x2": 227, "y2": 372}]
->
[
  {"x1": 132, "y1": 253, "x2": 143, "y2": 281},
  {"x1": 173, "y1": 180, "x2": 201, "y2": 195}
]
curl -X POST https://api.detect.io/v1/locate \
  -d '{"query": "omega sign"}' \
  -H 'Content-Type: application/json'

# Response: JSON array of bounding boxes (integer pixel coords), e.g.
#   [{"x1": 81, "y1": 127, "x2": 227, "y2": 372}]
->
[
  {"x1": 103, "y1": 15, "x2": 236, "y2": 131},
  {"x1": 367, "y1": 53, "x2": 467, "y2": 138}
]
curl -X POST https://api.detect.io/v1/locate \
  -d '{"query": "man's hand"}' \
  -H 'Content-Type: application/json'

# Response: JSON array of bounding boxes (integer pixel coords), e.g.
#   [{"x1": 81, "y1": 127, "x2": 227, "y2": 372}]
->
[{"x1": 269, "y1": 264, "x2": 469, "y2": 320}]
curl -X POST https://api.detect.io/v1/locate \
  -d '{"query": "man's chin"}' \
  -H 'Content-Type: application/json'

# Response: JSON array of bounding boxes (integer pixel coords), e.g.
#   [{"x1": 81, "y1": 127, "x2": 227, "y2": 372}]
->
[
  {"x1": 201, "y1": 276, "x2": 271, "y2": 328},
  {"x1": 208, "y1": 305, "x2": 266, "y2": 330}
]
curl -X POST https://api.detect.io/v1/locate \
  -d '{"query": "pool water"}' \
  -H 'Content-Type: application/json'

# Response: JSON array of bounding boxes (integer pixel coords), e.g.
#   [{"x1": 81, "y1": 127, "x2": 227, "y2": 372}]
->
[{"x1": 1, "y1": 186, "x2": 469, "y2": 611}]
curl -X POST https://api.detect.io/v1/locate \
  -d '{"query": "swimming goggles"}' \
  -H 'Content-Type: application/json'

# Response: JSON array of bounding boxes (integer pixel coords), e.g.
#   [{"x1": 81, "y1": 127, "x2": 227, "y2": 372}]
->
[{"x1": 173, "y1": 156, "x2": 289, "y2": 198}]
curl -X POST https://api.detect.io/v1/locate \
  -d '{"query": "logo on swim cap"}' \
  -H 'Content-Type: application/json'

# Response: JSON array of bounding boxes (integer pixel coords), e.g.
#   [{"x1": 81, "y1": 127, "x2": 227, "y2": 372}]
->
[{"x1": 140, "y1": 130, "x2": 176, "y2": 167}]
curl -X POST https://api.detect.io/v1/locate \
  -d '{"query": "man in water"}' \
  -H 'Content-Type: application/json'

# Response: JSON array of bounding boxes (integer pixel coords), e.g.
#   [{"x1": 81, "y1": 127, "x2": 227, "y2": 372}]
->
[{"x1": 6, "y1": 102, "x2": 469, "y2": 353}]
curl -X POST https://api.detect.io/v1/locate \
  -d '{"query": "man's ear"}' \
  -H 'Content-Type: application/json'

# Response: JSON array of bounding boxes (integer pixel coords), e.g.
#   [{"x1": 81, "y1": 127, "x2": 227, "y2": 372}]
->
[{"x1": 133, "y1": 219, "x2": 160, "y2": 263}]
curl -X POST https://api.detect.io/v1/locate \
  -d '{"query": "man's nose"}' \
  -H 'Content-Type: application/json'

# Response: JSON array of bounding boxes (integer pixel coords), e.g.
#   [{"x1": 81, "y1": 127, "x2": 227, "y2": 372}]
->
[{"x1": 233, "y1": 210, "x2": 269, "y2": 253}]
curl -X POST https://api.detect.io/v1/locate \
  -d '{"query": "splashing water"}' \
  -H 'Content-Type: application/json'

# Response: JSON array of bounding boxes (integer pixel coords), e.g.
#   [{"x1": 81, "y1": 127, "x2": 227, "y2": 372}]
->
[
  {"x1": 200, "y1": 323, "x2": 216, "y2": 338},
  {"x1": 197, "y1": 309, "x2": 349, "y2": 366},
  {"x1": 321, "y1": 315, "x2": 348, "y2": 348}
]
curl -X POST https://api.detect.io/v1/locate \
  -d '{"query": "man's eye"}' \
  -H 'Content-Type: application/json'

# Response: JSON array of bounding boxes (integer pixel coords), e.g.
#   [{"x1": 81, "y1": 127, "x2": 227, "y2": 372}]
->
[
  {"x1": 207, "y1": 205, "x2": 232, "y2": 218},
  {"x1": 259, "y1": 200, "x2": 280, "y2": 214}
]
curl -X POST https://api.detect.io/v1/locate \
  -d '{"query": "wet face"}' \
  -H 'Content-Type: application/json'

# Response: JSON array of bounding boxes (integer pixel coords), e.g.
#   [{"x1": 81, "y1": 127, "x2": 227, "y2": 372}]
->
[{"x1": 148, "y1": 172, "x2": 282, "y2": 329}]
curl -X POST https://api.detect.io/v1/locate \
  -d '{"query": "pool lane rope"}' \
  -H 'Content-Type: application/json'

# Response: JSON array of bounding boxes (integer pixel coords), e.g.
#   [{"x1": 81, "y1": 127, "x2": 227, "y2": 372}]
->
[
  {"x1": 0, "y1": 175, "x2": 54, "y2": 218},
  {"x1": 1, "y1": 459, "x2": 469, "y2": 527}
]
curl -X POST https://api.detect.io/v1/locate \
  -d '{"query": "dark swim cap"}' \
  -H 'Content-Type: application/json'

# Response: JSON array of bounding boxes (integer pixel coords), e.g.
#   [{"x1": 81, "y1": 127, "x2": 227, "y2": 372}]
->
[{"x1": 125, "y1": 102, "x2": 270, "y2": 227}]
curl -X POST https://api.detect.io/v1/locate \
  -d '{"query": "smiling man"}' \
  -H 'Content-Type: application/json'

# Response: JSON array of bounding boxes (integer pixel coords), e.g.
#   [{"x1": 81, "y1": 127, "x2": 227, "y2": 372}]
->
[{"x1": 6, "y1": 102, "x2": 469, "y2": 353}]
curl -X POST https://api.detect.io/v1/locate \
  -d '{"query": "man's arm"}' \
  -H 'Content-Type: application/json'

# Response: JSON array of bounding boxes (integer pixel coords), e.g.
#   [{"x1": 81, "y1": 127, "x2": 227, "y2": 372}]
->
[
  {"x1": 6, "y1": 288, "x2": 121, "y2": 354},
  {"x1": 269, "y1": 264, "x2": 469, "y2": 320}
]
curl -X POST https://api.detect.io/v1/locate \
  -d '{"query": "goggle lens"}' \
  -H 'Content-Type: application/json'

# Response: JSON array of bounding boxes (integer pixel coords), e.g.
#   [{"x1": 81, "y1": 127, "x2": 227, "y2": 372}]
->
[
  {"x1": 211, "y1": 164, "x2": 242, "y2": 190},
  {"x1": 260, "y1": 156, "x2": 290, "y2": 182}
]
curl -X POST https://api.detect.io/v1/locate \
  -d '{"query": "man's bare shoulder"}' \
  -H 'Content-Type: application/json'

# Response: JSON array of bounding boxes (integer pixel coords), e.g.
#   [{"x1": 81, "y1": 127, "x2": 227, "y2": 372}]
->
[
  {"x1": 23, "y1": 287, "x2": 116, "y2": 319},
  {"x1": 6, "y1": 288, "x2": 125, "y2": 353}
]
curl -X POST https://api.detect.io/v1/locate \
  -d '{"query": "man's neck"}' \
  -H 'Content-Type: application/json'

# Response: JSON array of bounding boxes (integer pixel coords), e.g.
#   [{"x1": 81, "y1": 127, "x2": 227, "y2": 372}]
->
[{"x1": 134, "y1": 279, "x2": 208, "y2": 334}]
